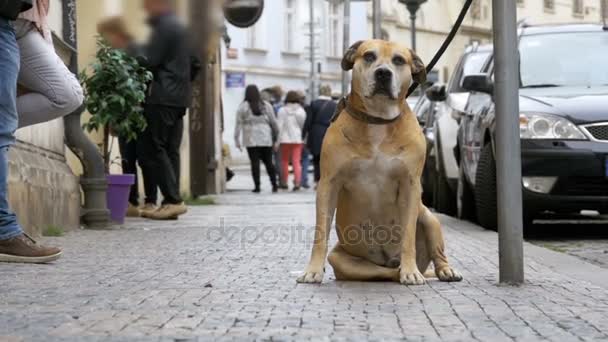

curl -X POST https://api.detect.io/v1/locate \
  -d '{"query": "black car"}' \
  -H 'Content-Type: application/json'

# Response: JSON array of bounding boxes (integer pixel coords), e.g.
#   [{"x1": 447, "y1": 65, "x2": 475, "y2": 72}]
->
[{"x1": 457, "y1": 23, "x2": 608, "y2": 230}]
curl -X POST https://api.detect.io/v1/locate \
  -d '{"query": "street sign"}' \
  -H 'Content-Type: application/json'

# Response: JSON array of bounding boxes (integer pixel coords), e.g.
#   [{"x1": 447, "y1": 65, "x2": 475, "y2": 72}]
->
[
  {"x1": 226, "y1": 72, "x2": 246, "y2": 88},
  {"x1": 224, "y1": 0, "x2": 264, "y2": 28}
]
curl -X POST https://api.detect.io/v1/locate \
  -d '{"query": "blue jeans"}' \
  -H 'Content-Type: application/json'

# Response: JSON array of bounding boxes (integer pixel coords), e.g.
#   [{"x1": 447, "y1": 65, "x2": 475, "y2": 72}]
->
[
  {"x1": 0, "y1": 18, "x2": 23, "y2": 241},
  {"x1": 301, "y1": 147, "x2": 311, "y2": 188}
]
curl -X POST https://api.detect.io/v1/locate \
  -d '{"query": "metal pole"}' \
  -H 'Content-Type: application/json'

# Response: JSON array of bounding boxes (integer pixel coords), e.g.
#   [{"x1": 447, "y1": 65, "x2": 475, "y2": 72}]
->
[
  {"x1": 309, "y1": 0, "x2": 317, "y2": 100},
  {"x1": 373, "y1": 0, "x2": 381, "y2": 39},
  {"x1": 493, "y1": 0, "x2": 524, "y2": 285},
  {"x1": 410, "y1": 12, "x2": 417, "y2": 51},
  {"x1": 342, "y1": 0, "x2": 351, "y2": 95}
]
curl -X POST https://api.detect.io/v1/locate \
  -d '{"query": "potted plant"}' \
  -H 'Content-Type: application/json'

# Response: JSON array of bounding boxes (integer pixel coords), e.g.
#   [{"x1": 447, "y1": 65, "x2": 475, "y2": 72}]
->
[{"x1": 80, "y1": 38, "x2": 152, "y2": 224}]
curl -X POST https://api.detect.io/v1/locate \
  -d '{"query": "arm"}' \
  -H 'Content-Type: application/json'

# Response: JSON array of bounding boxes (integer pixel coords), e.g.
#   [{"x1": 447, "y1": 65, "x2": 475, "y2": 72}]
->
[
  {"x1": 141, "y1": 21, "x2": 177, "y2": 71},
  {"x1": 234, "y1": 105, "x2": 244, "y2": 149},
  {"x1": 303, "y1": 104, "x2": 313, "y2": 140}
]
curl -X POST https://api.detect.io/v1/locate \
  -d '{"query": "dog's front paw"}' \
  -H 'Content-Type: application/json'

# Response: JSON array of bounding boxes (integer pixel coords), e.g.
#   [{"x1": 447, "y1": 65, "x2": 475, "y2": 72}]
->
[
  {"x1": 297, "y1": 267, "x2": 325, "y2": 284},
  {"x1": 400, "y1": 268, "x2": 426, "y2": 286},
  {"x1": 436, "y1": 266, "x2": 463, "y2": 282}
]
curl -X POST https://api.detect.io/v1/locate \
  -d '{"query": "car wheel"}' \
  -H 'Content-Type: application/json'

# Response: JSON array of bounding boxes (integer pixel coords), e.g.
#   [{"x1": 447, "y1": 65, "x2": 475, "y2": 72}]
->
[
  {"x1": 475, "y1": 144, "x2": 498, "y2": 231},
  {"x1": 433, "y1": 137, "x2": 456, "y2": 216},
  {"x1": 457, "y1": 165, "x2": 476, "y2": 222}
]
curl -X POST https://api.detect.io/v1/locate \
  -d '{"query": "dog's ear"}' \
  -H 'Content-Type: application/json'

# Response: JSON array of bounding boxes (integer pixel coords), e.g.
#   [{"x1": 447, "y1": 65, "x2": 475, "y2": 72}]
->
[
  {"x1": 409, "y1": 49, "x2": 427, "y2": 84},
  {"x1": 341, "y1": 41, "x2": 364, "y2": 71}
]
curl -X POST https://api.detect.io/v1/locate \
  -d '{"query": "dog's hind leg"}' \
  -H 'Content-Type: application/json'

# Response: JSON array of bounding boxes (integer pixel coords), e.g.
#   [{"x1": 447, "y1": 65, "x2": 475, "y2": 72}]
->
[
  {"x1": 418, "y1": 204, "x2": 463, "y2": 282},
  {"x1": 328, "y1": 244, "x2": 400, "y2": 282}
]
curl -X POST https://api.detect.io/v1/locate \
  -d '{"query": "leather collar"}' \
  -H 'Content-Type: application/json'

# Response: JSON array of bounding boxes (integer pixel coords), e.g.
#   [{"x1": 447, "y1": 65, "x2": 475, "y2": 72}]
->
[{"x1": 334, "y1": 97, "x2": 402, "y2": 125}]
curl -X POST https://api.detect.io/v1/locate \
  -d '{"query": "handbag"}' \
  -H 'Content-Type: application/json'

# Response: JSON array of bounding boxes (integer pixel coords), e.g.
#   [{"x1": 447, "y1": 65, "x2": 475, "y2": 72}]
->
[{"x1": 0, "y1": 0, "x2": 32, "y2": 21}]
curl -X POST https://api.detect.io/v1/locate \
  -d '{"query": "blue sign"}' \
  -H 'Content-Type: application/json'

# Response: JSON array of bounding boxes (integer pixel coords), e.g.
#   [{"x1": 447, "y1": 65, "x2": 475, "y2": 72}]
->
[{"x1": 226, "y1": 72, "x2": 246, "y2": 88}]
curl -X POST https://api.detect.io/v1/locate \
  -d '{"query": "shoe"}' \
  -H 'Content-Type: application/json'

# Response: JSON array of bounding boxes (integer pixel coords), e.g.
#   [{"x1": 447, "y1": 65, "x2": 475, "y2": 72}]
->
[
  {"x1": 226, "y1": 168, "x2": 235, "y2": 182},
  {"x1": 279, "y1": 184, "x2": 289, "y2": 190},
  {"x1": 126, "y1": 204, "x2": 140, "y2": 218},
  {"x1": 139, "y1": 203, "x2": 158, "y2": 217},
  {"x1": 252, "y1": 188, "x2": 261, "y2": 193},
  {"x1": 145, "y1": 203, "x2": 188, "y2": 220},
  {"x1": 272, "y1": 185, "x2": 278, "y2": 193},
  {"x1": 0, "y1": 234, "x2": 62, "y2": 264},
  {"x1": 293, "y1": 186, "x2": 301, "y2": 192}
]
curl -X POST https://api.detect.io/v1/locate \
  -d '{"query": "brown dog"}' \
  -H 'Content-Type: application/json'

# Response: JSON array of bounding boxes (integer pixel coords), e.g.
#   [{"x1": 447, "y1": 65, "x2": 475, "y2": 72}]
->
[{"x1": 297, "y1": 40, "x2": 462, "y2": 285}]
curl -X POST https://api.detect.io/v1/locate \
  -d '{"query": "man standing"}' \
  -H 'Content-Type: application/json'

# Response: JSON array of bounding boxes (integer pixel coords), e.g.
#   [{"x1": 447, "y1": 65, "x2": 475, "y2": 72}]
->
[
  {"x1": 0, "y1": 0, "x2": 62, "y2": 263},
  {"x1": 138, "y1": 0, "x2": 198, "y2": 220}
]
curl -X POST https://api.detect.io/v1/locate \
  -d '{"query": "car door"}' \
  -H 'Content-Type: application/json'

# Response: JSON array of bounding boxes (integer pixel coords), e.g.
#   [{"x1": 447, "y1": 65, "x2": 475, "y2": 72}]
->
[{"x1": 461, "y1": 60, "x2": 495, "y2": 186}]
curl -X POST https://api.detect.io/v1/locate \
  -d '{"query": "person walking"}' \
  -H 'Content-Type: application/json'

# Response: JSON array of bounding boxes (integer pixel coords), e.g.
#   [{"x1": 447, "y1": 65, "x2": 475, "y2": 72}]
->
[
  {"x1": 235, "y1": 85, "x2": 279, "y2": 193},
  {"x1": 15, "y1": 0, "x2": 84, "y2": 128},
  {"x1": 304, "y1": 85, "x2": 337, "y2": 185},
  {"x1": 97, "y1": 16, "x2": 158, "y2": 217},
  {"x1": 137, "y1": 0, "x2": 199, "y2": 220},
  {"x1": 276, "y1": 91, "x2": 307, "y2": 191},
  {"x1": 0, "y1": 0, "x2": 62, "y2": 264}
]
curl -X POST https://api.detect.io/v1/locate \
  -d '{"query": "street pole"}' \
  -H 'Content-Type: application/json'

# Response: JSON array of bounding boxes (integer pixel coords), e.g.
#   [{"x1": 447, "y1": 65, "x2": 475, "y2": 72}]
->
[
  {"x1": 493, "y1": 0, "x2": 524, "y2": 285},
  {"x1": 373, "y1": 0, "x2": 381, "y2": 39},
  {"x1": 400, "y1": 1, "x2": 426, "y2": 51},
  {"x1": 309, "y1": 0, "x2": 317, "y2": 101},
  {"x1": 409, "y1": 12, "x2": 416, "y2": 50},
  {"x1": 342, "y1": 0, "x2": 351, "y2": 95}
]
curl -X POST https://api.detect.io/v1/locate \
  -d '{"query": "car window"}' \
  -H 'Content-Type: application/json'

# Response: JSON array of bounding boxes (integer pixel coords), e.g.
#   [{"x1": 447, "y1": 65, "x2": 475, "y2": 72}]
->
[
  {"x1": 520, "y1": 31, "x2": 608, "y2": 88},
  {"x1": 448, "y1": 51, "x2": 492, "y2": 93},
  {"x1": 414, "y1": 97, "x2": 430, "y2": 121}
]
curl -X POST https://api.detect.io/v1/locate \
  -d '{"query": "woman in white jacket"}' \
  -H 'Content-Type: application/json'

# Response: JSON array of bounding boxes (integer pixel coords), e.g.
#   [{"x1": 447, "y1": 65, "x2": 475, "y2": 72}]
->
[{"x1": 276, "y1": 91, "x2": 307, "y2": 191}]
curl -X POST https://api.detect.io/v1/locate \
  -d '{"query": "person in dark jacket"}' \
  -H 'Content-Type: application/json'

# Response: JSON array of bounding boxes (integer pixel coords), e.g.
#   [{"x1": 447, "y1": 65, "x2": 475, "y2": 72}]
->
[
  {"x1": 303, "y1": 85, "x2": 337, "y2": 184},
  {"x1": 138, "y1": 0, "x2": 200, "y2": 220}
]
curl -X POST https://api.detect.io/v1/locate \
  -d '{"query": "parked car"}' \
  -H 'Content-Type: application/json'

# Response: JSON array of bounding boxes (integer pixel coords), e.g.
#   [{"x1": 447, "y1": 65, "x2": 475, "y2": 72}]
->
[
  {"x1": 457, "y1": 23, "x2": 608, "y2": 230},
  {"x1": 413, "y1": 44, "x2": 493, "y2": 215}
]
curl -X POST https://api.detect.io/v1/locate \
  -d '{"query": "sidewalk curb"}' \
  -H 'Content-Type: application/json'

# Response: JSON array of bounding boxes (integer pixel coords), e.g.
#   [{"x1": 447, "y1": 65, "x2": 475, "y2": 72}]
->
[{"x1": 440, "y1": 214, "x2": 608, "y2": 290}]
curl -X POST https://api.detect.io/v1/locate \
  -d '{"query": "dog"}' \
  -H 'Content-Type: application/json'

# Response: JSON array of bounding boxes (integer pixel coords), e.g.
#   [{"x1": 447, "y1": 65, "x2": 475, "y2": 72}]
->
[{"x1": 297, "y1": 40, "x2": 462, "y2": 286}]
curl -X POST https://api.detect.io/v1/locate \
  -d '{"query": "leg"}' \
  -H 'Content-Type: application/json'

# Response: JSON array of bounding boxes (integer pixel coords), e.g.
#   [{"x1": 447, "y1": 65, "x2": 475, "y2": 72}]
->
[
  {"x1": 0, "y1": 21, "x2": 22, "y2": 241},
  {"x1": 274, "y1": 150, "x2": 283, "y2": 184},
  {"x1": 398, "y1": 177, "x2": 426, "y2": 285},
  {"x1": 119, "y1": 136, "x2": 139, "y2": 206},
  {"x1": 328, "y1": 244, "x2": 399, "y2": 282},
  {"x1": 313, "y1": 155, "x2": 321, "y2": 183},
  {"x1": 418, "y1": 204, "x2": 463, "y2": 282},
  {"x1": 260, "y1": 147, "x2": 277, "y2": 189},
  {"x1": 291, "y1": 144, "x2": 303, "y2": 187},
  {"x1": 301, "y1": 147, "x2": 310, "y2": 188},
  {"x1": 168, "y1": 114, "x2": 184, "y2": 190},
  {"x1": 15, "y1": 20, "x2": 84, "y2": 128},
  {"x1": 247, "y1": 147, "x2": 261, "y2": 190},
  {"x1": 280, "y1": 144, "x2": 292, "y2": 186}
]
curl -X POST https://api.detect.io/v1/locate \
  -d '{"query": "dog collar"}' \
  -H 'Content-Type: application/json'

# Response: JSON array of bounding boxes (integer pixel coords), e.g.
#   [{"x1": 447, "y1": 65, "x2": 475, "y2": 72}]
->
[{"x1": 334, "y1": 97, "x2": 402, "y2": 125}]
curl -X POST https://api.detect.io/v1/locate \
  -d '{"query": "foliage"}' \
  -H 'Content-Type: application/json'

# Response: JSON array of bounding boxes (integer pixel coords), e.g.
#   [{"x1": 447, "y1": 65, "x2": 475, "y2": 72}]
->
[
  {"x1": 80, "y1": 38, "x2": 152, "y2": 143},
  {"x1": 43, "y1": 225, "x2": 64, "y2": 237}
]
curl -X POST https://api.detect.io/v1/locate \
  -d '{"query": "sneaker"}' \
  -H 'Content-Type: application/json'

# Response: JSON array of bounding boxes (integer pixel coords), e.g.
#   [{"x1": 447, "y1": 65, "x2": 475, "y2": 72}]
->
[
  {"x1": 126, "y1": 204, "x2": 140, "y2": 218},
  {"x1": 139, "y1": 203, "x2": 158, "y2": 217},
  {"x1": 145, "y1": 203, "x2": 188, "y2": 220},
  {"x1": 0, "y1": 234, "x2": 62, "y2": 264}
]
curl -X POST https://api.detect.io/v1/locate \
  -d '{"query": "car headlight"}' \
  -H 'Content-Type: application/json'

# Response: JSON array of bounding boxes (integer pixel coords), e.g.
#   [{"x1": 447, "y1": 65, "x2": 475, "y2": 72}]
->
[{"x1": 519, "y1": 113, "x2": 587, "y2": 140}]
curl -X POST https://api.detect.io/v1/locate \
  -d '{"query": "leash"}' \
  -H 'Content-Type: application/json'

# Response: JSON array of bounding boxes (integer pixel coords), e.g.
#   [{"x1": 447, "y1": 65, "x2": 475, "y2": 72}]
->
[{"x1": 406, "y1": 0, "x2": 475, "y2": 98}]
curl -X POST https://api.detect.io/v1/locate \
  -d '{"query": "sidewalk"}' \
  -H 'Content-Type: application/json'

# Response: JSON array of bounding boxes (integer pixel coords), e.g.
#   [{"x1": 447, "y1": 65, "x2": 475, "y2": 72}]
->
[{"x1": 1, "y1": 171, "x2": 608, "y2": 341}]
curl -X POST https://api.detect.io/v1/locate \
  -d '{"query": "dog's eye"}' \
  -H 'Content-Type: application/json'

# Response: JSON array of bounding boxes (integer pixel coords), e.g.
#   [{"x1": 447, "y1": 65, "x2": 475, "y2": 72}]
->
[
  {"x1": 363, "y1": 52, "x2": 377, "y2": 63},
  {"x1": 393, "y1": 56, "x2": 406, "y2": 66}
]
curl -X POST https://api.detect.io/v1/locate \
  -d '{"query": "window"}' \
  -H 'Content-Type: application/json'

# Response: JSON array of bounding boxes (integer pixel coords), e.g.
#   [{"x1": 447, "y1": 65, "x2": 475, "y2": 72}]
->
[
  {"x1": 471, "y1": 0, "x2": 482, "y2": 20},
  {"x1": 573, "y1": 0, "x2": 584, "y2": 16},
  {"x1": 544, "y1": 0, "x2": 555, "y2": 11},
  {"x1": 328, "y1": 2, "x2": 342, "y2": 57},
  {"x1": 516, "y1": 0, "x2": 524, "y2": 6},
  {"x1": 285, "y1": 0, "x2": 297, "y2": 51}
]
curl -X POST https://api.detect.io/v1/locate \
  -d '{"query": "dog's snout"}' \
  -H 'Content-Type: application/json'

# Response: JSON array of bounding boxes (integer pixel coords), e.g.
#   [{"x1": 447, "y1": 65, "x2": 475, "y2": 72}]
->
[{"x1": 375, "y1": 68, "x2": 393, "y2": 82}]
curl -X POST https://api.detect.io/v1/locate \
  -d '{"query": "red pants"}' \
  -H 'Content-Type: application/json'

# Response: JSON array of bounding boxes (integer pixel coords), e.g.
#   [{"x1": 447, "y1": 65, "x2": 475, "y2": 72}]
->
[{"x1": 280, "y1": 143, "x2": 303, "y2": 186}]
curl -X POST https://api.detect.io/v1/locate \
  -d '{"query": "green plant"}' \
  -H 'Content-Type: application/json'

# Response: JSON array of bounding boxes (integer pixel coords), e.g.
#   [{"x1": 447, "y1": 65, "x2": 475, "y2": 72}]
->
[
  {"x1": 80, "y1": 37, "x2": 152, "y2": 170},
  {"x1": 43, "y1": 225, "x2": 64, "y2": 237}
]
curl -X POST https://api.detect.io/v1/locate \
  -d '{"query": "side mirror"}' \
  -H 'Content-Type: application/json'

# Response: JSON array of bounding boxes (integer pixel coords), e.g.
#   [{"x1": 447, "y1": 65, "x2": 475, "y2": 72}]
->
[
  {"x1": 462, "y1": 74, "x2": 494, "y2": 95},
  {"x1": 425, "y1": 84, "x2": 447, "y2": 102}
]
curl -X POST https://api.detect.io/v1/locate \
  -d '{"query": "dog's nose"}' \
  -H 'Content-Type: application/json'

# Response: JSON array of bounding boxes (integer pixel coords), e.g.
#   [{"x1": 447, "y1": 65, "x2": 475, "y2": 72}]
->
[{"x1": 375, "y1": 68, "x2": 393, "y2": 83}]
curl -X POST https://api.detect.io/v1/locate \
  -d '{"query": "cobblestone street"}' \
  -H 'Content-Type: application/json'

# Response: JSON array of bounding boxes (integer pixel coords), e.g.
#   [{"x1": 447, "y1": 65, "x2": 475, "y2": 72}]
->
[{"x1": 2, "y1": 172, "x2": 608, "y2": 341}]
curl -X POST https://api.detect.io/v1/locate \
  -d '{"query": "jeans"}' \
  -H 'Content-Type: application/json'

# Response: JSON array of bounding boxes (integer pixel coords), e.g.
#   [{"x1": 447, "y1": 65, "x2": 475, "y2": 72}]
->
[
  {"x1": 280, "y1": 143, "x2": 303, "y2": 186},
  {"x1": 0, "y1": 19, "x2": 23, "y2": 240},
  {"x1": 14, "y1": 20, "x2": 84, "y2": 128},
  {"x1": 246, "y1": 147, "x2": 277, "y2": 190},
  {"x1": 137, "y1": 104, "x2": 184, "y2": 205},
  {"x1": 313, "y1": 154, "x2": 322, "y2": 183},
  {"x1": 301, "y1": 147, "x2": 311, "y2": 188},
  {"x1": 118, "y1": 136, "x2": 158, "y2": 206}
]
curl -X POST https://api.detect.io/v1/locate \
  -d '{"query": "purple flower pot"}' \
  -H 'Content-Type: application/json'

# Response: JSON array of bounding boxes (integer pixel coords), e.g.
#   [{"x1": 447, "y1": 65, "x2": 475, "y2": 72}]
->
[{"x1": 106, "y1": 174, "x2": 136, "y2": 224}]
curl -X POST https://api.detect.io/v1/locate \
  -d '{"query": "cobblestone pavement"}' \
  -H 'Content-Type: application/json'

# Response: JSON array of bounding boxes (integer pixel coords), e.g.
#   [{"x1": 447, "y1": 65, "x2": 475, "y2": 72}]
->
[{"x1": 2, "y1": 172, "x2": 608, "y2": 341}]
